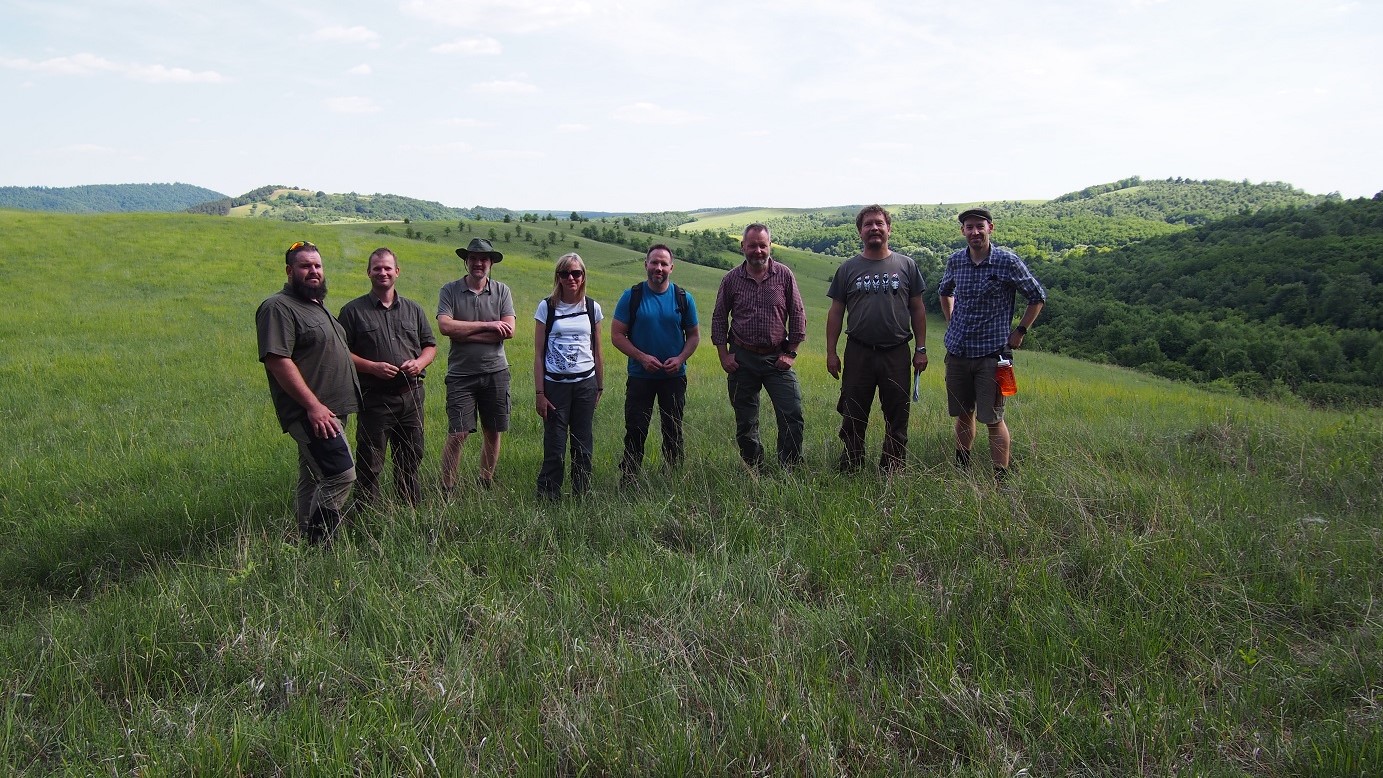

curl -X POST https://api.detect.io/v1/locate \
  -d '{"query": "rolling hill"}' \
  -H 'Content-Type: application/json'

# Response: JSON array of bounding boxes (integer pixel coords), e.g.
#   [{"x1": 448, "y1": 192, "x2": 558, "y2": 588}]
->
[{"x1": 0, "y1": 182, "x2": 227, "y2": 213}]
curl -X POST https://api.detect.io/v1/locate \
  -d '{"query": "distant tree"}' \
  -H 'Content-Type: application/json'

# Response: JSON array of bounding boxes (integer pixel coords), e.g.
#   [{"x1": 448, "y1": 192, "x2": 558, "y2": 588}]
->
[
  {"x1": 573, "y1": 240, "x2": 580, "y2": 249},
  {"x1": 488, "y1": 227, "x2": 498, "y2": 241},
  {"x1": 444, "y1": 226, "x2": 452, "y2": 236},
  {"x1": 503, "y1": 231, "x2": 511, "y2": 242},
  {"x1": 503, "y1": 214, "x2": 512, "y2": 223}
]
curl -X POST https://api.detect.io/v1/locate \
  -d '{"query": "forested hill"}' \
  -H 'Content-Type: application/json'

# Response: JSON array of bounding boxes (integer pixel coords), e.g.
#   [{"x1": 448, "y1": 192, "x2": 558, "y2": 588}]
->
[
  {"x1": 1035, "y1": 176, "x2": 1334, "y2": 223},
  {"x1": 185, "y1": 186, "x2": 510, "y2": 223},
  {"x1": 761, "y1": 178, "x2": 1336, "y2": 264},
  {"x1": 0, "y1": 183, "x2": 226, "y2": 213},
  {"x1": 1036, "y1": 195, "x2": 1383, "y2": 406}
]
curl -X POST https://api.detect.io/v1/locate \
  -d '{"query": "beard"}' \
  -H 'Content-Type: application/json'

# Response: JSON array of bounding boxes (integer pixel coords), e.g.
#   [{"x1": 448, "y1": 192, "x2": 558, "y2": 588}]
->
[{"x1": 291, "y1": 277, "x2": 328, "y2": 302}]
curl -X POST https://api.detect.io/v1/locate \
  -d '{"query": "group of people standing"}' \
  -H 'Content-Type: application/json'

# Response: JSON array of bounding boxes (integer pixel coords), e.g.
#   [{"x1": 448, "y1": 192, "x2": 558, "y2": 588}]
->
[{"x1": 255, "y1": 205, "x2": 1046, "y2": 545}]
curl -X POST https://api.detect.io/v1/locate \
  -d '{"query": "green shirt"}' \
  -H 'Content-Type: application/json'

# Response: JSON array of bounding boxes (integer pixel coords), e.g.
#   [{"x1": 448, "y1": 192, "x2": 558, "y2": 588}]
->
[
  {"x1": 256, "y1": 285, "x2": 361, "y2": 431},
  {"x1": 338, "y1": 292, "x2": 437, "y2": 392}
]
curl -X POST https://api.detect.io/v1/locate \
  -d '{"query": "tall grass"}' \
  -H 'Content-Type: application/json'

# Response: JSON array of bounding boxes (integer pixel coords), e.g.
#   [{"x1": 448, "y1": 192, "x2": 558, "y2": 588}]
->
[{"x1": 1, "y1": 211, "x2": 1379, "y2": 775}]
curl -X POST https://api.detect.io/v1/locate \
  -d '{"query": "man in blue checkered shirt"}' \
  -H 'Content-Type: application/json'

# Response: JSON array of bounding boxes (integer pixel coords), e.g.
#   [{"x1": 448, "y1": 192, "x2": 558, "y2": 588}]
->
[{"x1": 937, "y1": 208, "x2": 1046, "y2": 481}]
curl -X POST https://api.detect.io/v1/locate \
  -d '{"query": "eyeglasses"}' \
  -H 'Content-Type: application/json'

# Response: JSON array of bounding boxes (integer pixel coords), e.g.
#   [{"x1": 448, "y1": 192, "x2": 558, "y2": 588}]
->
[
  {"x1": 287, "y1": 241, "x2": 317, "y2": 252},
  {"x1": 558, "y1": 269, "x2": 585, "y2": 279}
]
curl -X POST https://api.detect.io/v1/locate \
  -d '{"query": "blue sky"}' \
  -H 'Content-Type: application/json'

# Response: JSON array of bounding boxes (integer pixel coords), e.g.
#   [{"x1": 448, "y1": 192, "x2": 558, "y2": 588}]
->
[{"x1": 1, "y1": 0, "x2": 1378, "y2": 212}]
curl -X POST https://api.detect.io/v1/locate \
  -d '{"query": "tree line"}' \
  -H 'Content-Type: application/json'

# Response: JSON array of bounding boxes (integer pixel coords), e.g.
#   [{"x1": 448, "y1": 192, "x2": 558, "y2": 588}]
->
[{"x1": 1036, "y1": 196, "x2": 1383, "y2": 406}]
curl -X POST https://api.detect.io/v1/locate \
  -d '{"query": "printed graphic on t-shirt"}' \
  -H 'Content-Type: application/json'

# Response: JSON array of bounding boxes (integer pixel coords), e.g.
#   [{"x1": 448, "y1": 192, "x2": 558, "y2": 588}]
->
[
  {"x1": 853, "y1": 273, "x2": 902, "y2": 294},
  {"x1": 549, "y1": 335, "x2": 583, "y2": 373}
]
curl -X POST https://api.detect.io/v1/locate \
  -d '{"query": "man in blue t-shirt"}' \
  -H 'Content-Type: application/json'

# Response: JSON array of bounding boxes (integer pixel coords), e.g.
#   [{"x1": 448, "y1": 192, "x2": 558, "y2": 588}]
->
[{"x1": 611, "y1": 244, "x2": 700, "y2": 485}]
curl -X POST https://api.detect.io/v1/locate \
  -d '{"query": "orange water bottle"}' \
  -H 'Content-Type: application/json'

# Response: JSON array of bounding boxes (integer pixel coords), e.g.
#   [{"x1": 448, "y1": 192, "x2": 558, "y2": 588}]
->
[{"x1": 996, "y1": 355, "x2": 1018, "y2": 396}]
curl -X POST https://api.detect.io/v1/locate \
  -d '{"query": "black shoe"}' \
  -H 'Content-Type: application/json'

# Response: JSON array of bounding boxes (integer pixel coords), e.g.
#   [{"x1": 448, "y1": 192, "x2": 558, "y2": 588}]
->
[
  {"x1": 994, "y1": 466, "x2": 1008, "y2": 484},
  {"x1": 955, "y1": 449, "x2": 972, "y2": 469}
]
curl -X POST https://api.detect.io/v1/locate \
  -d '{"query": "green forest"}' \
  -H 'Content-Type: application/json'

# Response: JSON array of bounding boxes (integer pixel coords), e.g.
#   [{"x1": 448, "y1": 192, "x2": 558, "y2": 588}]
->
[
  {"x1": 1036, "y1": 196, "x2": 1383, "y2": 406},
  {"x1": 760, "y1": 178, "x2": 1333, "y2": 268},
  {"x1": 0, "y1": 183, "x2": 226, "y2": 213}
]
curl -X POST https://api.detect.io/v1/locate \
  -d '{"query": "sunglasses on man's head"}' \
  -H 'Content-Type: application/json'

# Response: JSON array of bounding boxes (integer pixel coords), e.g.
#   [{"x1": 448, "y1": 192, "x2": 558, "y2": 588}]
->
[
  {"x1": 558, "y1": 269, "x2": 585, "y2": 279},
  {"x1": 288, "y1": 241, "x2": 317, "y2": 251}
]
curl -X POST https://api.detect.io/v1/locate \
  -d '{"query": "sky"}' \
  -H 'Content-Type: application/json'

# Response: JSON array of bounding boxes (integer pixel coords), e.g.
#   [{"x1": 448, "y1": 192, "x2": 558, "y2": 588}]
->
[{"x1": 1, "y1": 0, "x2": 1379, "y2": 213}]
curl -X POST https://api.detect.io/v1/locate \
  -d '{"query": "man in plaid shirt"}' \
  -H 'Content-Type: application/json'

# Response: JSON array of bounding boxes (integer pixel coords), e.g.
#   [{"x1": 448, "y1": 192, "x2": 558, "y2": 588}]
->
[
  {"x1": 711, "y1": 224, "x2": 808, "y2": 469},
  {"x1": 937, "y1": 208, "x2": 1046, "y2": 481}
]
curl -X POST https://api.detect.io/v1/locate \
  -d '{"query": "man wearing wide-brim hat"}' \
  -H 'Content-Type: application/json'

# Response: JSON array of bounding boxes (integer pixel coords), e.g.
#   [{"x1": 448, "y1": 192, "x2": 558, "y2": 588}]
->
[{"x1": 437, "y1": 237, "x2": 515, "y2": 494}]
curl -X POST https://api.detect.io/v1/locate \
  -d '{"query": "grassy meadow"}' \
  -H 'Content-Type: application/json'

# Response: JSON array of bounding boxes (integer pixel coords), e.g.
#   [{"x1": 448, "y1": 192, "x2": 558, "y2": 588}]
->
[{"x1": 1, "y1": 209, "x2": 1380, "y2": 775}]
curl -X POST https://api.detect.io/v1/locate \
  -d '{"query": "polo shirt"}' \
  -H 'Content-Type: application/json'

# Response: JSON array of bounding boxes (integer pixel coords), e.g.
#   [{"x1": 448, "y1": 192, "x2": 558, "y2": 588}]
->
[{"x1": 437, "y1": 277, "x2": 515, "y2": 377}]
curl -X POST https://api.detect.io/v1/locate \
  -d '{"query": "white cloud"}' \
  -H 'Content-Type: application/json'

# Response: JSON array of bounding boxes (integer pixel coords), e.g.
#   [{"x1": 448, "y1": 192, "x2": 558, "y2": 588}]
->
[
  {"x1": 556, "y1": 123, "x2": 590, "y2": 133},
  {"x1": 481, "y1": 149, "x2": 545, "y2": 160},
  {"x1": 431, "y1": 37, "x2": 503, "y2": 55},
  {"x1": 612, "y1": 102, "x2": 701, "y2": 126},
  {"x1": 471, "y1": 79, "x2": 539, "y2": 95},
  {"x1": 861, "y1": 141, "x2": 912, "y2": 152},
  {"x1": 348, "y1": 64, "x2": 373, "y2": 75},
  {"x1": 310, "y1": 25, "x2": 381, "y2": 47},
  {"x1": 402, "y1": 0, "x2": 593, "y2": 33},
  {"x1": 0, "y1": 53, "x2": 227, "y2": 83},
  {"x1": 63, "y1": 143, "x2": 115, "y2": 154},
  {"x1": 324, "y1": 96, "x2": 381, "y2": 114},
  {"x1": 440, "y1": 117, "x2": 487, "y2": 127},
  {"x1": 399, "y1": 141, "x2": 473, "y2": 155}
]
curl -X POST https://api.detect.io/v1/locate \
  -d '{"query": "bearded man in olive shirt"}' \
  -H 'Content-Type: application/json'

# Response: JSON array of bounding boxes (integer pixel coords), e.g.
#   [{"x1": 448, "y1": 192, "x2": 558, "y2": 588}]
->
[
  {"x1": 338, "y1": 248, "x2": 437, "y2": 506},
  {"x1": 256, "y1": 241, "x2": 361, "y2": 545}
]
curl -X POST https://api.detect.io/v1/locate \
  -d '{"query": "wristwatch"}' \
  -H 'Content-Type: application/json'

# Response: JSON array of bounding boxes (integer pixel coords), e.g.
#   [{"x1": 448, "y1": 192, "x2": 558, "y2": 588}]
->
[
  {"x1": 915, "y1": 346, "x2": 927, "y2": 354},
  {"x1": 1014, "y1": 325, "x2": 1028, "y2": 335},
  {"x1": 784, "y1": 349, "x2": 798, "y2": 358}
]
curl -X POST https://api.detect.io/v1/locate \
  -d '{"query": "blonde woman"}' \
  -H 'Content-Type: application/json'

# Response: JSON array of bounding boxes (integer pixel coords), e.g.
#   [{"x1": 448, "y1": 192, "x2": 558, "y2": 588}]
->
[{"x1": 533, "y1": 253, "x2": 604, "y2": 499}]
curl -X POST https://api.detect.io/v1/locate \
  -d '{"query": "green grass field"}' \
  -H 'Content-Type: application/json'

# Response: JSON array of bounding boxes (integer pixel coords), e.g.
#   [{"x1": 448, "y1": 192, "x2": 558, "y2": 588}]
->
[{"x1": 1, "y1": 210, "x2": 1379, "y2": 775}]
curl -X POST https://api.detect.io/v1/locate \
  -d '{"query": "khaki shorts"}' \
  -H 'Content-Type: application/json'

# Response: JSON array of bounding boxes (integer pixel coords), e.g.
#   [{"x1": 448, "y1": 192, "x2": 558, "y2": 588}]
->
[
  {"x1": 945, "y1": 353, "x2": 1004, "y2": 425},
  {"x1": 445, "y1": 369, "x2": 511, "y2": 435}
]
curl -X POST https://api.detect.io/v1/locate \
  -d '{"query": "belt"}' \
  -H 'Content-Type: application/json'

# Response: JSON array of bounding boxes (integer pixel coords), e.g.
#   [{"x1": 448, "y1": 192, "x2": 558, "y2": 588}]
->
[
  {"x1": 732, "y1": 339, "x2": 780, "y2": 355},
  {"x1": 848, "y1": 336, "x2": 910, "y2": 351}
]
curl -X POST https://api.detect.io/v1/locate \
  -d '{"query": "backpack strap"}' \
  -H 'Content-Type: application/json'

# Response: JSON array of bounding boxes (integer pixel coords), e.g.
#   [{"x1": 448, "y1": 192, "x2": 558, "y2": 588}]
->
[
  {"x1": 674, "y1": 284, "x2": 690, "y2": 333},
  {"x1": 542, "y1": 296, "x2": 558, "y2": 362},
  {"x1": 626, "y1": 282, "x2": 644, "y2": 334},
  {"x1": 585, "y1": 297, "x2": 596, "y2": 349}
]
